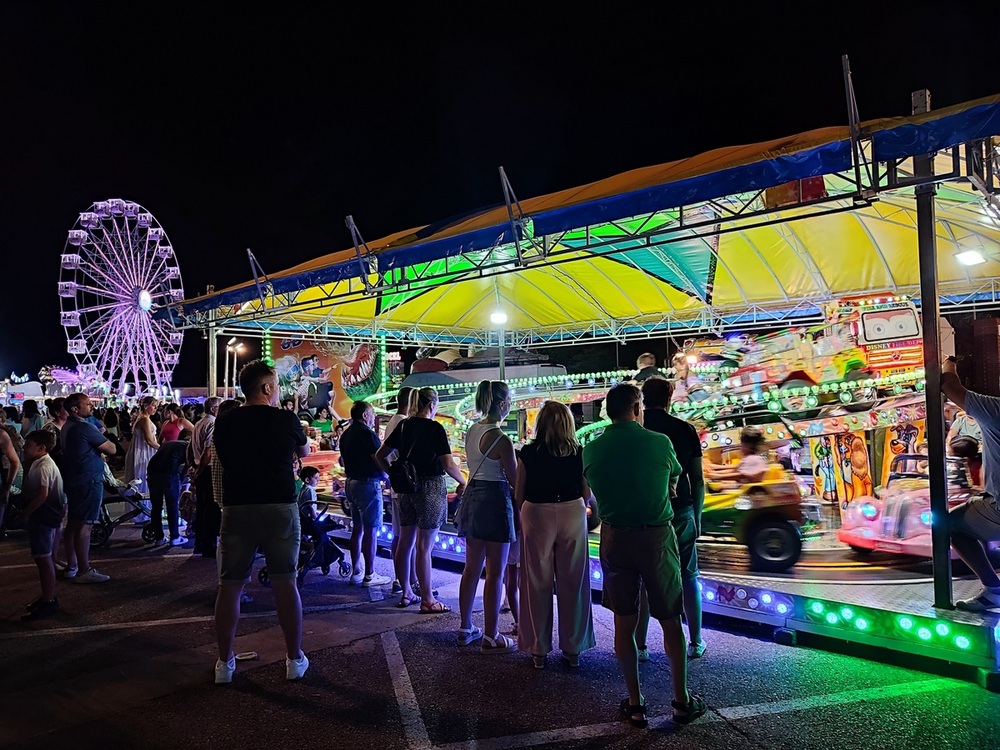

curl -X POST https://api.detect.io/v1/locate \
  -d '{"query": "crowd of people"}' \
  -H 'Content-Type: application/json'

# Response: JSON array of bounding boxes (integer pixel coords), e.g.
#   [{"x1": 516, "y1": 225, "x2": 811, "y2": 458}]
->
[{"x1": 5, "y1": 351, "x2": 1000, "y2": 729}]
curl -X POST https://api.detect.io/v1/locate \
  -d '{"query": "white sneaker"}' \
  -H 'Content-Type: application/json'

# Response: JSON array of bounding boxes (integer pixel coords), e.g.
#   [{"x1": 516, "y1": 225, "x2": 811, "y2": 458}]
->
[
  {"x1": 286, "y1": 653, "x2": 309, "y2": 680},
  {"x1": 71, "y1": 567, "x2": 111, "y2": 583},
  {"x1": 170, "y1": 536, "x2": 188, "y2": 547},
  {"x1": 956, "y1": 587, "x2": 1000, "y2": 611},
  {"x1": 362, "y1": 573, "x2": 393, "y2": 587},
  {"x1": 349, "y1": 572, "x2": 364, "y2": 585},
  {"x1": 215, "y1": 656, "x2": 236, "y2": 684}
]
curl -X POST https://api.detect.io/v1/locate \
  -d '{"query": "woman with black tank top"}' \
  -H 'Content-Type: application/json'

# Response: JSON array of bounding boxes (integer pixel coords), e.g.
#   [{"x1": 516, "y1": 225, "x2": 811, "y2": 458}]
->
[
  {"x1": 376, "y1": 387, "x2": 466, "y2": 613},
  {"x1": 516, "y1": 400, "x2": 596, "y2": 669}
]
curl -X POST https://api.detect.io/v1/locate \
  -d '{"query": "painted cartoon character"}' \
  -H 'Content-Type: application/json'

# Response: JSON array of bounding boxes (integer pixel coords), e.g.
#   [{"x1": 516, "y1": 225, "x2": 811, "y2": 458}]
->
[
  {"x1": 296, "y1": 355, "x2": 336, "y2": 413},
  {"x1": 814, "y1": 436, "x2": 838, "y2": 503},
  {"x1": 889, "y1": 424, "x2": 920, "y2": 455},
  {"x1": 840, "y1": 434, "x2": 872, "y2": 504}
]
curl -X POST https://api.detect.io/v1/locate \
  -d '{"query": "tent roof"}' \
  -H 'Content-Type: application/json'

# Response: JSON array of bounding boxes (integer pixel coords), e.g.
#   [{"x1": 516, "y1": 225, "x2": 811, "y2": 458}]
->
[{"x1": 165, "y1": 94, "x2": 1000, "y2": 344}]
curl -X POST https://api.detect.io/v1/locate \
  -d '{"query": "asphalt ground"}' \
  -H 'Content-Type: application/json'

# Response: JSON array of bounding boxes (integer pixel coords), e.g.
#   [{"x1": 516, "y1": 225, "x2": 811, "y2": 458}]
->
[{"x1": 3, "y1": 523, "x2": 1000, "y2": 750}]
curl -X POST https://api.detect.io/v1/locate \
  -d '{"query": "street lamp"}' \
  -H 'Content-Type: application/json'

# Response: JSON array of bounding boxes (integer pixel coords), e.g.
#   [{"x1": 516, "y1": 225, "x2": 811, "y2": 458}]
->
[
  {"x1": 223, "y1": 337, "x2": 237, "y2": 399},
  {"x1": 227, "y1": 342, "x2": 245, "y2": 397},
  {"x1": 490, "y1": 311, "x2": 508, "y2": 381}
]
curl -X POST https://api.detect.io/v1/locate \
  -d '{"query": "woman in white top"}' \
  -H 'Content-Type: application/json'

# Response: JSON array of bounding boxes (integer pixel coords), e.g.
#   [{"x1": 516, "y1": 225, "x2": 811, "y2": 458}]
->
[
  {"x1": 382, "y1": 386, "x2": 415, "y2": 596},
  {"x1": 455, "y1": 380, "x2": 518, "y2": 653},
  {"x1": 125, "y1": 396, "x2": 160, "y2": 494}
]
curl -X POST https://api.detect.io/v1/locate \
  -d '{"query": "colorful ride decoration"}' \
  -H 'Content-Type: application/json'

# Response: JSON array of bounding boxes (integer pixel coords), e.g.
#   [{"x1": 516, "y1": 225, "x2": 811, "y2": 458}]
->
[
  {"x1": 671, "y1": 294, "x2": 924, "y2": 420},
  {"x1": 837, "y1": 455, "x2": 975, "y2": 558},
  {"x1": 270, "y1": 337, "x2": 385, "y2": 419}
]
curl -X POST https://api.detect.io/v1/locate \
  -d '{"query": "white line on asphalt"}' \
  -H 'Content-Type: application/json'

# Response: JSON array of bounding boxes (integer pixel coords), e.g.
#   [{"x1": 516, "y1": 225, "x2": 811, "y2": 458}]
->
[
  {"x1": 433, "y1": 678, "x2": 966, "y2": 750},
  {"x1": 0, "y1": 602, "x2": 359, "y2": 639},
  {"x1": 382, "y1": 630, "x2": 433, "y2": 750},
  {"x1": 708, "y1": 677, "x2": 966, "y2": 722}
]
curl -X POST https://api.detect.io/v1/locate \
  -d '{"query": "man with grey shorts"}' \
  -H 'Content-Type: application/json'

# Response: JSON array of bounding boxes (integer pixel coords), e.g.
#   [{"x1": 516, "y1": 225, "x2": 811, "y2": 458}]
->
[
  {"x1": 941, "y1": 358, "x2": 1000, "y2": 611},
  {"x1": 212, "y1": 360, "x2": 311, "y2": 684}
]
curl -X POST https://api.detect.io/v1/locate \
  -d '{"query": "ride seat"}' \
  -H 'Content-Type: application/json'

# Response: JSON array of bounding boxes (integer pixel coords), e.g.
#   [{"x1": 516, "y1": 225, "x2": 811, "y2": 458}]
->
[{"x1": 764, "y1": 465, "x2": 785, "y2": 481}]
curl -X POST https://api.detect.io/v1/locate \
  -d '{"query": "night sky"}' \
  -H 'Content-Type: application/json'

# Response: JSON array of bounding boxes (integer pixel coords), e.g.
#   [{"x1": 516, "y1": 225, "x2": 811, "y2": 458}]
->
[{"x1": 3, "y1": 3, "x2": 999, "y2": 386}]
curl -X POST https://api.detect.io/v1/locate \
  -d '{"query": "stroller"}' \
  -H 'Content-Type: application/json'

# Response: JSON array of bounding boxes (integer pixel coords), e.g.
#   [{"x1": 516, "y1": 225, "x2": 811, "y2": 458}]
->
[
  {"x1": 257, "y1": 499, "x2": 350, "y2": 588},
  {"x1": 90, "y1": 476, "x2": 147, "y2": 548}
]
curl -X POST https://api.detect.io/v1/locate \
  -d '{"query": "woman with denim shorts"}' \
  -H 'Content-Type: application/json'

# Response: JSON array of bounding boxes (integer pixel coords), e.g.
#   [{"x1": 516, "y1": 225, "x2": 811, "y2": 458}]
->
[{"x1": 455, "y1": 380, "x2": 518, "y2": 654}]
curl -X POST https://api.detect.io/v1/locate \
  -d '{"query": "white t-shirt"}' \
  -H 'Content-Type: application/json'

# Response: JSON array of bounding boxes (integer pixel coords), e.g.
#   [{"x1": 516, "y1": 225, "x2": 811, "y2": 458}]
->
[
  {"x1": 24, "y1": 453, "x2": 65, "y2": 527},
  {"x1": 382, "y1": 413, "x2": 406, "y2": 442}
]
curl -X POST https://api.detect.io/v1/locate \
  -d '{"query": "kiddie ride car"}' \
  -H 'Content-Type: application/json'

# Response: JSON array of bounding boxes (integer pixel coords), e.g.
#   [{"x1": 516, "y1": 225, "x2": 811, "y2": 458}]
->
[
  {"x1": 837, "y1": 454, "x2": 975, "y2": 558},
  {"x1": 701, "y1": 464, "x2": 820, "y2": 573}
]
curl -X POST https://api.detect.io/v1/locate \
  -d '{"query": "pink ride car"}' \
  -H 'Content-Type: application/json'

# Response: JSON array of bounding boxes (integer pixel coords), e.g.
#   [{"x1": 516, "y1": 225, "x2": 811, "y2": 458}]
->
[{"x1": 838, "y1": 455, "x2": 975, "y2": 558}]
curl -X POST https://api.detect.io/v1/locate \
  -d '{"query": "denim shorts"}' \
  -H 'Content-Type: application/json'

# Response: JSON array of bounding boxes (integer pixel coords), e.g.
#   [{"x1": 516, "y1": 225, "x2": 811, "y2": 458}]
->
[
  {"x1": 454, "y1": 479, "x2": 514, "y2": 543},
  {"x1": 671, "y1": 507, "x2": 700, "y2": 582},
  {"x1": 219, "y1": 503, "x2": 300, "y2": 583},
  {"x1": 27, "y1": 523, "x2": 58, "y2": 558},
  {"x1": 347, "y1": 478, "x2": 384, "y2": 528},
  {"x1": 65, "y1": 478, "x2": 103, "y2": 524}
]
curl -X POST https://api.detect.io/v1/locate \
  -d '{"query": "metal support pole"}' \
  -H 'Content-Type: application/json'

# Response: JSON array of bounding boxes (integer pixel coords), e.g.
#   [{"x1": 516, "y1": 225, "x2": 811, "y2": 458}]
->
[
  {"x1": 223, "y1": 344, "x2": 230, "y2": 401},
  {"x1": 913, "y1": 89, "x2": 953, "y2": 609},
  {"x1": 498, "y1": 328, "x2": 506, "y2": 382},
  {"x1": 207, "y1": 303, "x2": 218, "y2": 398}
]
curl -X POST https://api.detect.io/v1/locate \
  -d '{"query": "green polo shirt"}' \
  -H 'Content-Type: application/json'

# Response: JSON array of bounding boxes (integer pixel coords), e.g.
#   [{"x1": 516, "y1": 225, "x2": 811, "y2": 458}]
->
[{"x1": 583, "y1": 420, "x2": 681, "y2": 527}]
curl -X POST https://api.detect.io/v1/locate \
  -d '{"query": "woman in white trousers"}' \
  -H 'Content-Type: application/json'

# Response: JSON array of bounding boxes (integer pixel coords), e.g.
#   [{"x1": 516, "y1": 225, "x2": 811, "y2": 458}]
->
[{"x1": 516, "y1": 401, "x2": 596, "y2": 669}]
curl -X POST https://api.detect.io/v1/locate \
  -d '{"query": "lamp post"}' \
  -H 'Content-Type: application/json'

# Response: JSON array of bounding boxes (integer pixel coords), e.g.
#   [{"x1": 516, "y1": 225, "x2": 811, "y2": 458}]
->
[
  {"x1": 490, "y1": 311, "x2": 508, "y2": 381},
  {"x1": 223, "y1": 337, "x2": 237, "y2": 399},
  {"x1": 230, "y1": 342, "x2": 245, "y2": 397}
]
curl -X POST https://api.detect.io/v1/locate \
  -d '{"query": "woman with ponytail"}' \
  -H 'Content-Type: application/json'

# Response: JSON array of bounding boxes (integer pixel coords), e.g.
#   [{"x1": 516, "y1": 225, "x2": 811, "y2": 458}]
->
[
  {"x1": 382, "y1": 386, "x2": 417, "y2": 596},
  {"x1": 455, "y1": 380, "x2": 518, "y2": 653},
  {"x1": 376, "y1": 387, "x2": 465, "y2": 612}
]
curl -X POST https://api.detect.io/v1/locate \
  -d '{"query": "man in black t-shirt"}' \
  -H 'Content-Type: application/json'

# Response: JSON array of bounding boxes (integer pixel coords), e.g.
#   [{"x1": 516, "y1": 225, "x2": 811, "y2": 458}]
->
[
  {"x1": 340, "y1": 401, "x2": 390, "y2": 587},
  {"x1": 638, "y1": 377, "x2": 707, "y2": 659},
  {"x1": 211, "y1": 360, "x2": 311, "y2": 686}
]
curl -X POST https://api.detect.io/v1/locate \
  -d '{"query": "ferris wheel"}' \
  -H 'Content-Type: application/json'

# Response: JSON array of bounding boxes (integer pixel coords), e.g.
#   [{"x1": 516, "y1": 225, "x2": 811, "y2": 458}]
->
[{"x1": 58, "y1": 199, "x2": 185, "y2": 398}]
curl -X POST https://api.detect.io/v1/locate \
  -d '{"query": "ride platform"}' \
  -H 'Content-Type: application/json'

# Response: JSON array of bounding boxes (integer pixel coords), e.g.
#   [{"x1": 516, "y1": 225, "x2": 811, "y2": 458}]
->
[{"x1": 320, "y1": 500, "x2": 1000, "y2": 688}]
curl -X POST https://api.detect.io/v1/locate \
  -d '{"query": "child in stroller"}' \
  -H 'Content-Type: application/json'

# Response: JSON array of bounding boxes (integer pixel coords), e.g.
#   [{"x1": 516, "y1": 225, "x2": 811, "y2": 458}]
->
[{"x1": 257, "y1": 467, "x2": 350, "y2": 587}]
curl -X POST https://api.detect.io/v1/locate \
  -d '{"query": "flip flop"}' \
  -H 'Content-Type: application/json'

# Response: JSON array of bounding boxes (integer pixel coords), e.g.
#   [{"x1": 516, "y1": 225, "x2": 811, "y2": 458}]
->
[
  {"x1": 419, "y1": 601, "x2": 451, "y2": 614},
  {"x1": 396, "y1": 596, "x2": 417, "y2": 609}
]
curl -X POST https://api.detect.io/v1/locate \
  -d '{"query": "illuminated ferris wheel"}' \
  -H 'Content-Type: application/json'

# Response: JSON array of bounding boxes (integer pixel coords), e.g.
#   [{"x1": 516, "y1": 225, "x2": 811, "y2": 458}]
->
[{"x1": 58, "y1": 199, "x2": 185, "y2": 398}]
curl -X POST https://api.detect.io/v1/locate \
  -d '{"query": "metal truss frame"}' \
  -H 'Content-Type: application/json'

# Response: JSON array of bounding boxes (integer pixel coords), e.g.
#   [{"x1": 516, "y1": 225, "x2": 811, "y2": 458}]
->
[{"x1": 172, "y1": 111, "x2": 1000, "y2": 346}]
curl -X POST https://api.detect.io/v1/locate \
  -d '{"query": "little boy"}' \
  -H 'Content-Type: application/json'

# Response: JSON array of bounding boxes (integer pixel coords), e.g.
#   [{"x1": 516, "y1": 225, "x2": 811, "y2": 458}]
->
[
  {"x1": 146, "y1": 435, "x2": 190, "y2": 546},
  {"x1": 20, "y1": 430, "x2": 66, "y2": 622}
]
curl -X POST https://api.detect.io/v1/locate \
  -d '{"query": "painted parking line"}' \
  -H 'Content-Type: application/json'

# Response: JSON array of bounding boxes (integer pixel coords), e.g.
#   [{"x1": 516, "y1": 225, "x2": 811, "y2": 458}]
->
[
  {"x1": 0, "y1": 602, "x2": 360, "y2": 640},
  {"x1": 382, "y1": 631, "x2": 433, "y2": 750},
  {"x1": 432, "y1": 678, "x2": 966, "y2": 750}
]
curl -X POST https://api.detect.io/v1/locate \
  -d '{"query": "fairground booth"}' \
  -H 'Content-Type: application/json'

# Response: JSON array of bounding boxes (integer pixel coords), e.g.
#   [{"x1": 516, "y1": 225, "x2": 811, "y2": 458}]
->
[{"x1": 161, "y1": 82, "x2": 1000, "y2": 687}]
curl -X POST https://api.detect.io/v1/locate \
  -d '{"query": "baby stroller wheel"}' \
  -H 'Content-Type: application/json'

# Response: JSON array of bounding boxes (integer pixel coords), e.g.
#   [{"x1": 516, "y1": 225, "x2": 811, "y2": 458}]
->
[
  {"x1": 340, "y1": 495, "x2": 354, "y2": 518},
  {"x1": 141, "y1": 523, "x2": 159, "y2": 543},
  {"x1": 338, "y1": 561, "x2": 352, "y2": 578},
  {"x1": 321, "y1": 564, "x2": 331, "y2": 576},
  {"x1": 90, "y1": 523, "x2": 110, "y2": 548},
  {"x1": 257, "y1": 567, "x2": 270, "y2": 586}
]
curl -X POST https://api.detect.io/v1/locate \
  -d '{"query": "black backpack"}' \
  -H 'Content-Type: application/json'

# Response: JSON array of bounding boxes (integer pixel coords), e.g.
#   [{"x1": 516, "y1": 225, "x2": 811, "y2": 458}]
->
[{"x1": 387, "y1": 422, "x2": 422, "y2": 494}]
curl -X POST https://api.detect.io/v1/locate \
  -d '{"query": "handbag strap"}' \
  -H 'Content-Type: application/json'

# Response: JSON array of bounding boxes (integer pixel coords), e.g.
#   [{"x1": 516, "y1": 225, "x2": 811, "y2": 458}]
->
[
  {"x1": 468, "y1": 427, "x2": 505, "y2": 483},
  {"x1": 399, "y1": 420, "x2": 418, "y2": 461}
]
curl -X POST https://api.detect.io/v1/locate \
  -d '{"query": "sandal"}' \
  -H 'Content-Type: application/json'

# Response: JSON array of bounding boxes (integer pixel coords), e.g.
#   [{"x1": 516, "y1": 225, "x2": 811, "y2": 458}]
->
[
  {"x1": 457, "y1": 625, "x2": 483, "y2": 646},
  {"x1": 671, "y1": 693, "x2": 708, "y2": 725},
  {"x1": 619, "y1": 697, "x2": 648, "y2": 729},
  {"x1": 480, "y1": 633, "x2": 517, "y2": 654},
  {"x1": 419, "y1": 600, "x2": 451, "y2": 614},
  {"x1": 396, "y1": 596, "x2": 418, "y2": 609}
]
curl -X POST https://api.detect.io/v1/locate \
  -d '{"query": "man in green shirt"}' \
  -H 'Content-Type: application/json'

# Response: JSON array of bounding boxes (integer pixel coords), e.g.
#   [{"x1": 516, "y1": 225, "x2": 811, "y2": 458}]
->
[{"x1": 584, "y1": 383, "x2": 706, "y2": 727}]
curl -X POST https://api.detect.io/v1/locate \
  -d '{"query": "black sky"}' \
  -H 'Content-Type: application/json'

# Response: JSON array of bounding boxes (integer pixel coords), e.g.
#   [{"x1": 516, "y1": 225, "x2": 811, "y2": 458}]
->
[{"x1": 2, "y1": 3, "x2": 999, "y2": 385}]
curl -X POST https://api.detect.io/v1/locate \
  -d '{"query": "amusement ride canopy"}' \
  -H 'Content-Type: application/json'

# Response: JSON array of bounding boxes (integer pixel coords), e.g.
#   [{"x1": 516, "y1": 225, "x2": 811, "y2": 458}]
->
[{"x1": 162, "y1": 94, "x2": 1000, "y2": 346}]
